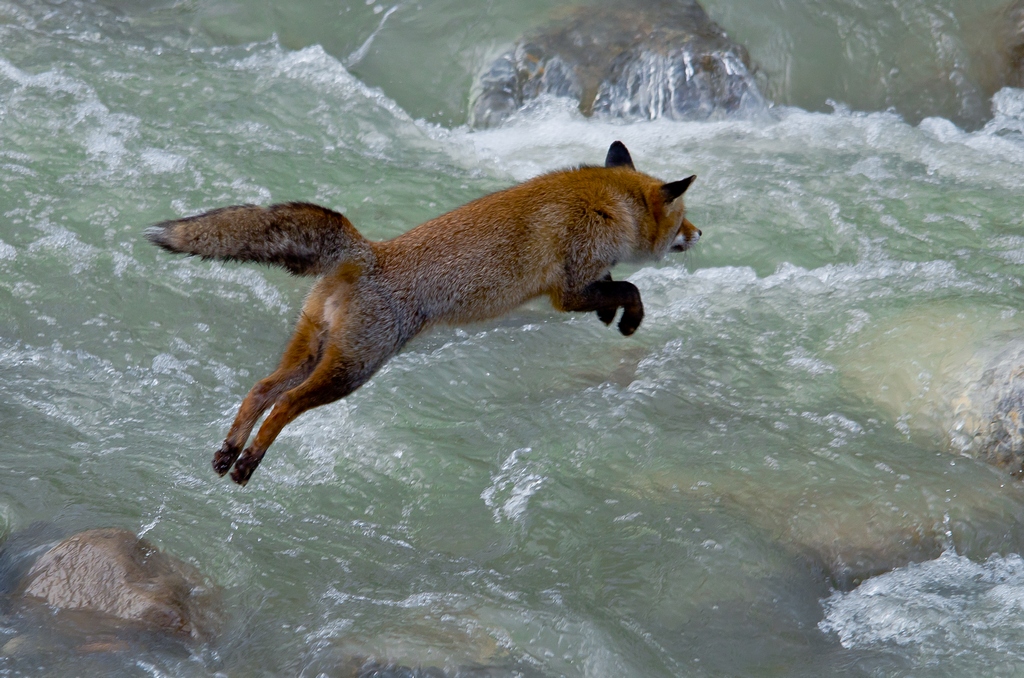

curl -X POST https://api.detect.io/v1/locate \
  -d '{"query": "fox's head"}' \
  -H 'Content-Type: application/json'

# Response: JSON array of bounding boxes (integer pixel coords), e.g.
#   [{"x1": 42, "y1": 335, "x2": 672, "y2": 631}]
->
[{"x1": 605, "y1": 140, "x2": 700, "y2": 258}]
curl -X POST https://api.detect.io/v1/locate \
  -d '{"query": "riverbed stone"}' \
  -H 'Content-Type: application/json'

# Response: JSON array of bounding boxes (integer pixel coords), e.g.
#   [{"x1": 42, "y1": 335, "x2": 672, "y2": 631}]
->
[
  {"x1": 15, "y1": 528, "x2": 220, "y2": 641},
  {"x1": 470, "y1": 0, "x2": 767, "y2": 127}
]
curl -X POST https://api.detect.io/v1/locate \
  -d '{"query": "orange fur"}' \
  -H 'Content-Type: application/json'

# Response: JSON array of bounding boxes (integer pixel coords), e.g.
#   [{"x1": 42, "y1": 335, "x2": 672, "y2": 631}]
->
[{"x1": 148, "y1": 141, "x2": 698, "y2": 485}]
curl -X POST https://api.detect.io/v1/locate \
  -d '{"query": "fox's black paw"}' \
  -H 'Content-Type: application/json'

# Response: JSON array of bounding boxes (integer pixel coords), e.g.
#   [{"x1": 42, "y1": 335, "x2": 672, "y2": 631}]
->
[
  {"x1": 596, "y1": 306, "x2": 617, "y2": 325},
  {"x1": 618, "y1": 308, "x2": 643, "y2": 336},
  {"x1": 212, "y1": 442, "x2": 241, "y2": 476}
]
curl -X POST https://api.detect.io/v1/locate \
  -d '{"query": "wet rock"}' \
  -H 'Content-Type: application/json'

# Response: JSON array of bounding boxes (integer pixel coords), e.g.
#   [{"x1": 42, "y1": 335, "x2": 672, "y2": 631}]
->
[
  {"x1": 470, "y1": 0, "x2": 767, "y2": 127},
  {"x1": 764, "y1": 500, "x2": 944, "y2": 591},
  {"x1": 631, "y1": 464, "x2": 1024, "y2": 592},
  {"x1": 14, "y1": 528, "x2": 220, "y2": 641},
  {"x1": 946, "y1": 341, "x2": 1024, "y2": 473},
  {"x1": 839, "y1": 303, "x2": 1024, "y2": 475},
  {"x1": 324, "y1": 619, "x2": 545, "y2": 678},
  {"x1": 631, "y1": 471, "x2": 939, "y2": 590}
]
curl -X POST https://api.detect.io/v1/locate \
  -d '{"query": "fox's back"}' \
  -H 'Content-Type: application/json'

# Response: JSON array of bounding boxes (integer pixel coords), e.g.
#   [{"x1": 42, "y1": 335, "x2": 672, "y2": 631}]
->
[{"x1": 371, "y1": 167, "x2": 647, "y2": 324}]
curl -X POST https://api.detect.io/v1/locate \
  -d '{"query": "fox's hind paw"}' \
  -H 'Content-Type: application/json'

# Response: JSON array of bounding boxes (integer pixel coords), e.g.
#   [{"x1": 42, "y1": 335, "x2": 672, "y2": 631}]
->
[
  {"x1": 230, "y1": 448, "x2": 265, "y2": 486},
  {"x1": 212, "y1": 442, "x2": 242, "y2": 476}
]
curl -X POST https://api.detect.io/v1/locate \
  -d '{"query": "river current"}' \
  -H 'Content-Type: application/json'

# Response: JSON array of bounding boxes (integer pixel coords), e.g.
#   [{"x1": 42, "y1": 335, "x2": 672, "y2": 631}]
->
[{"x1": 3, "y1": 0, "x2": 1024, "y2": 676}]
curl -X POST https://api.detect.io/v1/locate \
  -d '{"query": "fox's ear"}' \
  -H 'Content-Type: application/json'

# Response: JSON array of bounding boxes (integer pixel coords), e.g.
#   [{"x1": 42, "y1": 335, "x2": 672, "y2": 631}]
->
[
  {"x1": 661, "y1": 176, "x2": 696, "y2": 203},
  {"x1": 605, "y1": 141, "x2": 635, "y2": 169}
]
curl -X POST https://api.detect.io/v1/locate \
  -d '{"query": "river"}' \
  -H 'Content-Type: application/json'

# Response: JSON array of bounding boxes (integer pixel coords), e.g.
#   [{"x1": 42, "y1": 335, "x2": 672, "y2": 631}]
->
[{"x1": 2, "y1": 0, "x2": 1024, "y2": 675}]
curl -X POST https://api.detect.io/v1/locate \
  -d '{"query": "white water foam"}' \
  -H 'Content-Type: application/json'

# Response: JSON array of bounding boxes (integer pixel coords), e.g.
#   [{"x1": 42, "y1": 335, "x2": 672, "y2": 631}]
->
[
  {"x1": 820, "y1": 551, "x2": 1024, "y2": 660},
  {"x1": 428, "y1": 87, "x2": 1024, "y2": 191},
  {"x1": 168, "y1": 260, "x2": 290, "y2": 314},
  {"x1": 626, "y1": 254, "x2": 989, "y2": 334},
  {"x1": 0, "y1": 57, "x2": 142, "y2": 172},
  {"x1": 233, "y1": 44, "x2": 412, "y2": 123},
  {"x1": 481, "y1": 447, "x2": 545, "y2": 525}
]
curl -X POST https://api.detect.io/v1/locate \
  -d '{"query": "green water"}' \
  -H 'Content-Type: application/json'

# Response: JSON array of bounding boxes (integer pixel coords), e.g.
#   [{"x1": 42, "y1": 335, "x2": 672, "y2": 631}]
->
[{"x1": 3, "y1": 1, "x2": 1024, "y2": 676}]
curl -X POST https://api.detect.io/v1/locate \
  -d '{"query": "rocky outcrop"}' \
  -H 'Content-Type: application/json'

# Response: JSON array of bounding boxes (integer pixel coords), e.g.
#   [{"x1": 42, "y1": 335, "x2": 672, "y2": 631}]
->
[
  {"x1": 15, "y1": 528, "x2": 220, "y2": 641},
  {"x1": 470, "y1": 0, "x2": 767, "y2": 127}
]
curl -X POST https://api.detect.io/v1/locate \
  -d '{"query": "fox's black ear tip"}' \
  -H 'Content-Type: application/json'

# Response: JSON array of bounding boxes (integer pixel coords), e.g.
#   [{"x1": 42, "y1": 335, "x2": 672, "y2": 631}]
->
[
  {"x1": 605, "y1": 140, "x2": 635, "y2": 169},
  {"x1": 661, "y1": 175, "x2": 697, "y2": 202}
]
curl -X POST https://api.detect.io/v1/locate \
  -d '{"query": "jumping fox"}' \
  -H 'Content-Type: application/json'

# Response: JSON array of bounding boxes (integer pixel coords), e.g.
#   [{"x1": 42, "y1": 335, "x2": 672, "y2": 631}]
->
[{"x1": 148, "y1": 141, "x2": 699, "y2": 485}]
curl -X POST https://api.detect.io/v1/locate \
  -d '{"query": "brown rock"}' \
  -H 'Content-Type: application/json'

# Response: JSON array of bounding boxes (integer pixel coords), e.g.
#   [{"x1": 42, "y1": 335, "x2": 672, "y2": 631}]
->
[
  {"x1": 17, "y1": 528, "x2": 220, "y2": 640},
  {"x1": 470, "y1": 0, "x2": 766, "y2": 127}
]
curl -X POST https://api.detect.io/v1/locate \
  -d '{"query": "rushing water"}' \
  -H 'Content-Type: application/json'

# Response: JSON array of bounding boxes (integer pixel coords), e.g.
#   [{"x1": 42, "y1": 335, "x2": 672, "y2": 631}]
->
[{"x1": 3, "y1": 0, "x2": 1024, "y2": 676}]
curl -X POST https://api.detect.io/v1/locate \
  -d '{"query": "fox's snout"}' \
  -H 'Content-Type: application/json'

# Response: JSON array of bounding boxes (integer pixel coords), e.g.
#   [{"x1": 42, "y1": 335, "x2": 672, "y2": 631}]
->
[{"x1": 670, "y1": 217, "x2": 701, "y2": 252}]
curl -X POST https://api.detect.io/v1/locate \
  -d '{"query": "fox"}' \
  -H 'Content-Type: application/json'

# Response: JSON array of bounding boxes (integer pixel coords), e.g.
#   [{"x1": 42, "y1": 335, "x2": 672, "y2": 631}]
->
[{"x1": 148, "y1": 141, "x2": 699, "y2": 486}]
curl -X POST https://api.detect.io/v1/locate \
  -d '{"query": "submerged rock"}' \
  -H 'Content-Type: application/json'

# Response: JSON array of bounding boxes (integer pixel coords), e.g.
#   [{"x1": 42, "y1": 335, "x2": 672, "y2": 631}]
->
[
  {"x1": 325, "y1": 619, "x2": 544, "y2": 678},
  {"x1": 470, "y1": 0, "x2": 767, "y2": 127},
  {"x1": 839, "y1": 303, "x2": 1024, "y2": 475},
  {"x1": 631, "y1": 463, "x2": 1024, "y2": 592},
  {"x1": 14, "y1": 528, "x2": 220, "y2": 641}
]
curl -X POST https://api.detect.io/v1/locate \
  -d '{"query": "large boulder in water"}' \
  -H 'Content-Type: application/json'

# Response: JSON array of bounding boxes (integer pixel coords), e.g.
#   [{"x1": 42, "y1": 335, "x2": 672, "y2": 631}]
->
[
  {"x1": 14, "y1": 528, "x2": 220, "y2": 641},
  {"x1": 470, "y1": 0, "x2": 767, "y2": 127},
  {"x1": 839, "y1": 303, "x2": 1024, "y2": 475}
]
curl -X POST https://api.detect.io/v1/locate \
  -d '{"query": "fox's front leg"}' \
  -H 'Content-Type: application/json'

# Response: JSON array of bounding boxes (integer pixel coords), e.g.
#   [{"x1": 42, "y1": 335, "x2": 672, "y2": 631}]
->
[
  {"x1": 560, "y1": 276, "x2": 644, "y2": 336},
  {"x1": 593, "y1": 274, "x2": 618, "y2": 326}
]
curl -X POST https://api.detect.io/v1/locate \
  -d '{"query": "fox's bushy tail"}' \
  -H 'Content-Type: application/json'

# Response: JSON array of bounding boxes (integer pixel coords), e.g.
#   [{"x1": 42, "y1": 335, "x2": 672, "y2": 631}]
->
[{"x1": 147, "y1": 202, "x2": 373, "y2": 276}]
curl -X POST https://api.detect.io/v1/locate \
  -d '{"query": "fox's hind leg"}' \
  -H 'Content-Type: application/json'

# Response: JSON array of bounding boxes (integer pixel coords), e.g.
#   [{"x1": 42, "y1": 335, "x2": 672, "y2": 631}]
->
[
  {"x1": 212, "y1": 314, "x2": 324, "y2": 476},
  {"x1": 228, "y1": 343, "x2": 381, "y2": 485},
  {"x1": 228, "y1": 286, "x2": 410, "y2": 485}
]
